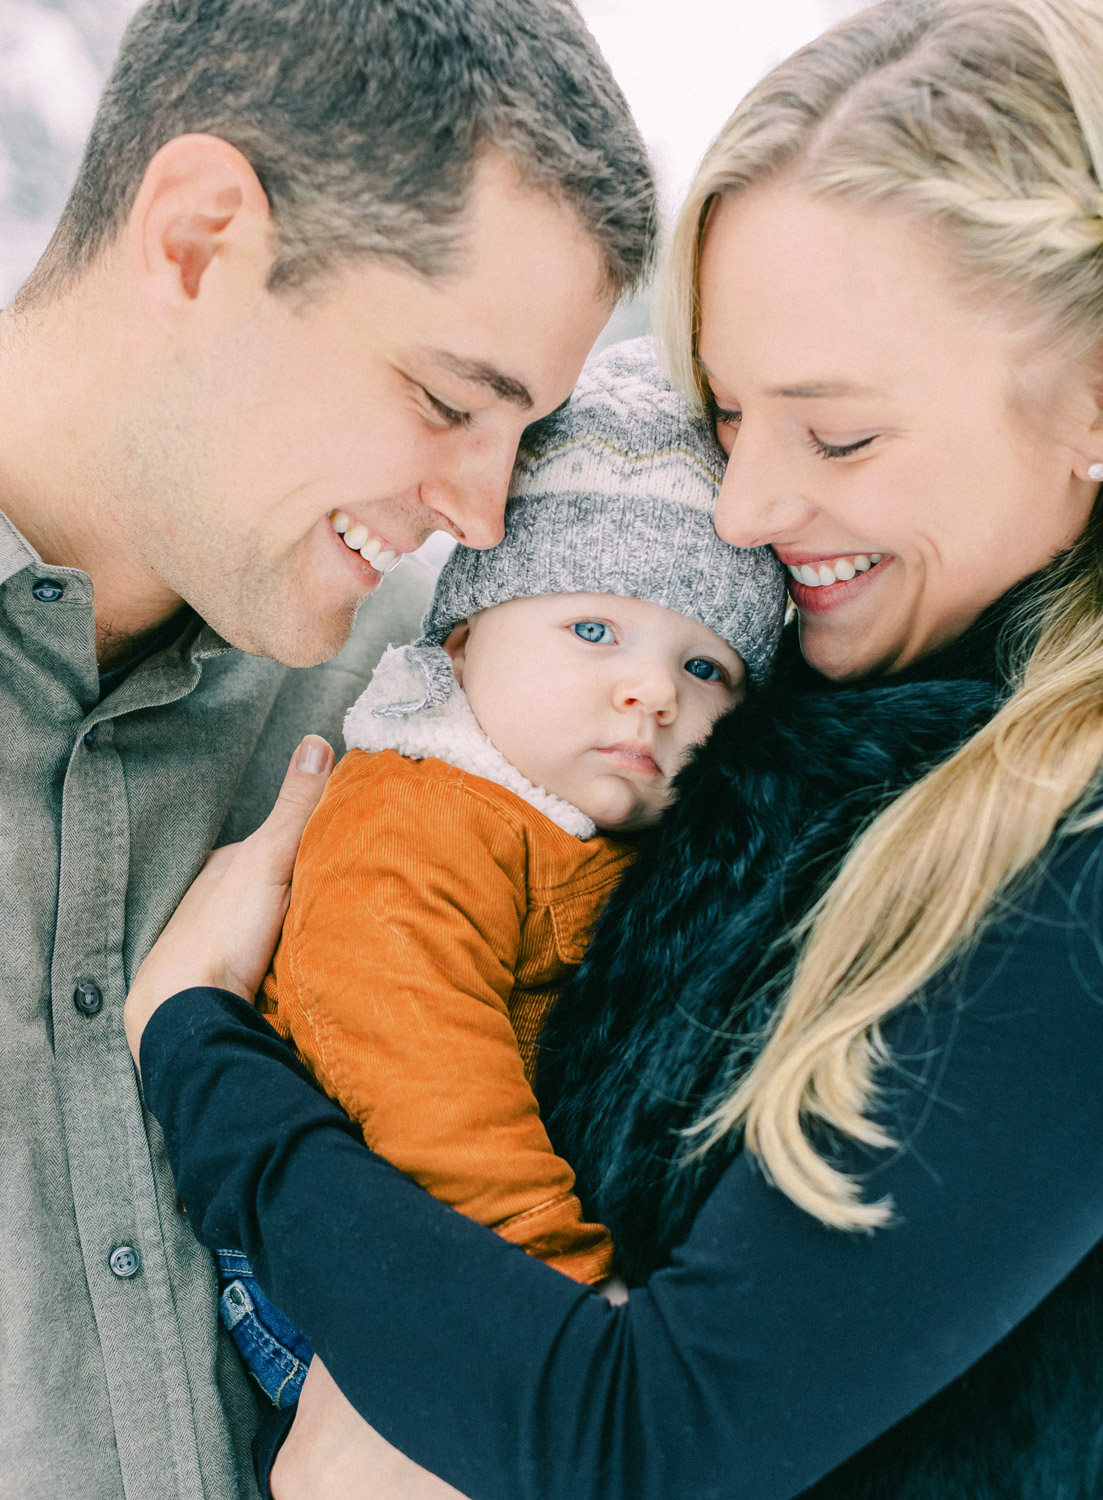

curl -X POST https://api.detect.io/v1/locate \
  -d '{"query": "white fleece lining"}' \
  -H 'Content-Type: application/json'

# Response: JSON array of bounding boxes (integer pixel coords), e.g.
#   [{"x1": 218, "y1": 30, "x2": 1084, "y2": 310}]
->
[{"x1": 343, "y1": 645, "x2": 597, "y2": 841}]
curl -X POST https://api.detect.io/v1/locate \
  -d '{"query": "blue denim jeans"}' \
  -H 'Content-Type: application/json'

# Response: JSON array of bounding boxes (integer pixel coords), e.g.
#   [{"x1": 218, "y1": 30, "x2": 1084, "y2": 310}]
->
[{"x1": 215, "y1": 1249, "x2": 313, "y2": 1408}]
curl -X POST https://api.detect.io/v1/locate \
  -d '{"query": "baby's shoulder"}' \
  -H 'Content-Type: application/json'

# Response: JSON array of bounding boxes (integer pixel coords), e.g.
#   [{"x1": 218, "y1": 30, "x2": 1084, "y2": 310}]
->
[{"x1": 313, "y1": 747, "x2": 535, "y2": 844}]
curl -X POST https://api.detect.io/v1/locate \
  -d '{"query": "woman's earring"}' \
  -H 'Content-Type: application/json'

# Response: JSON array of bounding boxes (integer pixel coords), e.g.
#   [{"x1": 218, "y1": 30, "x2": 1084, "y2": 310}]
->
[{"x1": 1089, "y1": 462, "x2": 1103, "y2": 481}]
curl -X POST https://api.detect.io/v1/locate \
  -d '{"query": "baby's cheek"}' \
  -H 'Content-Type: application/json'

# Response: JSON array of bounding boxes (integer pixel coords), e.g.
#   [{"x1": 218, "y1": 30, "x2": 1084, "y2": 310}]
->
[{"x1": 684, "y1": 697, "x2": 736, "y2": 752}]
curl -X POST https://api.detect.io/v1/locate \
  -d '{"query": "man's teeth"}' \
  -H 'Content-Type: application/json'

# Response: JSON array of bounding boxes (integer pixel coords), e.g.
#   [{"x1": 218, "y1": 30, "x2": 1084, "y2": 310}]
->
[
  {"x1": 329, "y1": 511, "x2": 401, "y2": 573},
  {"x1": 787, "y1": 553, "x2": 884, "y2": 588}
]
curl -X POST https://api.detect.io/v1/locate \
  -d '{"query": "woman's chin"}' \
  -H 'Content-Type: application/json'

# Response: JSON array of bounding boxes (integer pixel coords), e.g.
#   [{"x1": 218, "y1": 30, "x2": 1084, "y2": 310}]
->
[{"x1": 797, "y1": 613, "x2": 899, "y2": 683}]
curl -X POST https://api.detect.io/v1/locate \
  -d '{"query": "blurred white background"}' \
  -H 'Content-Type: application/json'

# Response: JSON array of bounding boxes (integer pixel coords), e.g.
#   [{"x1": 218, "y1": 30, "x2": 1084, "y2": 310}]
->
[{"x1": 0, "y1": 0, "x2": 861, "y2": 306}]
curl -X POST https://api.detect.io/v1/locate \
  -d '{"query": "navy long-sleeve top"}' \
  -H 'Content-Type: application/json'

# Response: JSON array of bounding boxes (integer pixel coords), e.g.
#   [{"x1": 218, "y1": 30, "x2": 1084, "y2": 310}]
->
[{"x1": 141, "y1": 794, "x2": 1103, "y2": 1499}]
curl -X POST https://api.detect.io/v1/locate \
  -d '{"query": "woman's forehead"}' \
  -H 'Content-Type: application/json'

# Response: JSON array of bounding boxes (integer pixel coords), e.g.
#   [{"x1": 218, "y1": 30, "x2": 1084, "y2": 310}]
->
[{"x1": 696, "y1": 188, "x2": 1021, "y2": 398}]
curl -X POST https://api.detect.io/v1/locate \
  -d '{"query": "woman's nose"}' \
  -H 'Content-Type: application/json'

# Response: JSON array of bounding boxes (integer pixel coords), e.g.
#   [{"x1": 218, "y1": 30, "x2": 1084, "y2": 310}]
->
[{"x1": 712, "y1": 427, "x2": 817, "y2": 549}]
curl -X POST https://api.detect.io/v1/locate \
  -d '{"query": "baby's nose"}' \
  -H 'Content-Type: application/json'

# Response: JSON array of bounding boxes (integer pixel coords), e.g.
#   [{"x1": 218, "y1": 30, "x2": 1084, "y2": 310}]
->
[{"x1": 616, "y1": 669, "x2": 678, "y2": 718}]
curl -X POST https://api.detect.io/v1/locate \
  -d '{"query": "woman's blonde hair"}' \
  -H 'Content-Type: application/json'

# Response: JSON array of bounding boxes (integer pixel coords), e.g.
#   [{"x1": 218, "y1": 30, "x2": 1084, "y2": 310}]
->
[{"x1": 662, "y1": 0, "x2": 1103, "y2": 1230}]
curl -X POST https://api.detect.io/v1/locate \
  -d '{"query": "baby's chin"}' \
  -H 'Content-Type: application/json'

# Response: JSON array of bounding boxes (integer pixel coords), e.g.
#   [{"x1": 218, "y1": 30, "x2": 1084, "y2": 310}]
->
[{"x1": 580, "y1": 778, "x2": 670, "y2": 836}]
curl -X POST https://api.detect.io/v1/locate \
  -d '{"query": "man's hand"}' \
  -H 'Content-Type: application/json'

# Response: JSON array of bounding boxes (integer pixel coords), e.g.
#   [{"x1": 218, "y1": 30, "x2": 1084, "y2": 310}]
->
[
  {"x1": 272, "y1": 1357, "x2": 470, "y2": 1500},
  {"x1": 124, "y1": 735, "x2": 335, "y2": 1069}
]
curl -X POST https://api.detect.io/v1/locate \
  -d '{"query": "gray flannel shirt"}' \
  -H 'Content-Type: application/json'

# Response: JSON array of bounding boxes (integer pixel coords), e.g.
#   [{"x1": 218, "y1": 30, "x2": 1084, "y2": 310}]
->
[{"x1": 0, "y1": 508, "x2": 433, "y2": 1499}]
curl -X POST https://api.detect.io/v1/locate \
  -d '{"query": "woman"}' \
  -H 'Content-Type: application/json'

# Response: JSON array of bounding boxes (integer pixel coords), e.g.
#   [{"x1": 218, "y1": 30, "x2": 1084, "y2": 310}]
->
[{"x1": 126, "y1": 0, "x2": 1103, "y2": 1494}]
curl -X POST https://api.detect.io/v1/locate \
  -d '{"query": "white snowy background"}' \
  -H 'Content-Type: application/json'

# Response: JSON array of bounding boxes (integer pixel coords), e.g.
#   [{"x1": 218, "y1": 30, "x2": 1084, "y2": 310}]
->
[{"x1": 0, "y1": 0, "x2": 862, "y2": 307}]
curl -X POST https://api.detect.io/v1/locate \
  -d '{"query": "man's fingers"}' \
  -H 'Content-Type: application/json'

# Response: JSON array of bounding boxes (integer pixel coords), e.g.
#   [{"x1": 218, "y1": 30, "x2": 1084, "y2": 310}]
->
[
  {"x1": 124, "y1": 736, "x2": 337, "y2": 1066},
  {"x1": 240, "y1": 736, "x2": 335, "y2": 884},
  {"x1": 274, "y1": 735, "x2": 335, "y2": 823}
]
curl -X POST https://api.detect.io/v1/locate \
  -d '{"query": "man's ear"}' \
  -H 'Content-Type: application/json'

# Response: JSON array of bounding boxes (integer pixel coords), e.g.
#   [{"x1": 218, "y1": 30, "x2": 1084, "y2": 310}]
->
[
  {"x1": 128, "y1": 133, "x2": 275, "y2": 328},
  {"x1": 441, "y1": 621, "x2": 471, "y2": 685}
]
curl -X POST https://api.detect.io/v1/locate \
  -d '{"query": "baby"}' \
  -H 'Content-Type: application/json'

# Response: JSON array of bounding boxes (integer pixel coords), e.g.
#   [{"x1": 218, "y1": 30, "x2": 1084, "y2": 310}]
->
[{"x1": 216, "y1": 339, "x2": 786, "y2": 1405}]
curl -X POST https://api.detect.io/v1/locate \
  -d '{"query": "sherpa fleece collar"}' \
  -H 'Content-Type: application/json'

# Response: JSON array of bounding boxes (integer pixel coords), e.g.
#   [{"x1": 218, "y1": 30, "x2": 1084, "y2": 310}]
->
[{"x1": 343, "y1": 644, "x2": 597, "y2": 841}]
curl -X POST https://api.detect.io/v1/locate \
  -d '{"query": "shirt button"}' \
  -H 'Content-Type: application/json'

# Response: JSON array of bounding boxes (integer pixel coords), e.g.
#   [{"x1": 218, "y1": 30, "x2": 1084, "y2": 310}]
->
[
  {"x1": 83, "y1": 725, "x2": 98, "y2": 749},
  {"x1": 109, "y1": 1246, "x2": 141, "y2": 1279},
  {"x1": 31, "y1": 578, "x2": 65, "y2": 603},
  {"x1": 73, "y1": 981, "x2": 104, "y2": 1016}
]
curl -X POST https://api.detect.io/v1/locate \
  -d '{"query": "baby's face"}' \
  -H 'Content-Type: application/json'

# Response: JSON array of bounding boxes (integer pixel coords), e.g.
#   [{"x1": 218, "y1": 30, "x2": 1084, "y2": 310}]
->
[{"x1": 447, "y1": 592, "x2": 745, "y2": 833}]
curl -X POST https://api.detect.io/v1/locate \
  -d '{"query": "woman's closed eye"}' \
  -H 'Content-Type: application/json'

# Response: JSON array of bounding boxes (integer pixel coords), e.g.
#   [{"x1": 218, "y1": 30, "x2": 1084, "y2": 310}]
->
[
  {"x1": 571, "y1": 620, "x2": 615, "y2": 644},
  {"x1": 807, "y1": 432, "x2": 878, "y2": 460},
  {"x1": 710, "y1": 399, "x2": 879, "y2": 462}
]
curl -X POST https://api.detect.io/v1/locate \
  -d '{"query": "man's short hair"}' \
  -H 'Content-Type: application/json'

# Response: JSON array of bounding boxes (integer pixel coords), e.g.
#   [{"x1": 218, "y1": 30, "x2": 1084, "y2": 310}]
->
[{"x1": 28, "y1": 0, "x2": 656, "y2": 301}]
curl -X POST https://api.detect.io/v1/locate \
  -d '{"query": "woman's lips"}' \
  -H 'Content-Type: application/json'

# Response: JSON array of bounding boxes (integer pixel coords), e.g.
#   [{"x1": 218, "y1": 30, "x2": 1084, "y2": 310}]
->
[
  {"x1": 781, "y1": 553, "x2": 892, "y2": 615},
  {"x1": 596, "y1": 743, "x2": 661, "y2": 776}
]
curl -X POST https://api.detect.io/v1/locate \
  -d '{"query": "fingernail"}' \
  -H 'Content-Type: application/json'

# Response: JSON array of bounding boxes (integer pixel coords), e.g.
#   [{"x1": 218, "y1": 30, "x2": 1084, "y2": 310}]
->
[{"x1": 296, "y1": 737, "x2": 328, "y2": 774}]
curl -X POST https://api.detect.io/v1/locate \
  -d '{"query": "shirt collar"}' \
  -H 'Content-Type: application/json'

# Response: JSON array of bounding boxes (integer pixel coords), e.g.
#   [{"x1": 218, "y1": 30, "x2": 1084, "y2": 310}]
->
[
  {"x1": 0, "y1": 505, "x2": 234, "y2": 665},
  {"x1": 0, "y1": 508, "x2": 40, "y2": 585}
]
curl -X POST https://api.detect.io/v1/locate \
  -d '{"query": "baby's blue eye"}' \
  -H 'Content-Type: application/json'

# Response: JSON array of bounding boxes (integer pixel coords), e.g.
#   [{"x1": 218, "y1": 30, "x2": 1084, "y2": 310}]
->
[
  {"x1": 685, "y1": 657, "x2": 724, "y2": 683},
  {"x1": 571, "y1": 620, "x2": 614, "y2": 644}
]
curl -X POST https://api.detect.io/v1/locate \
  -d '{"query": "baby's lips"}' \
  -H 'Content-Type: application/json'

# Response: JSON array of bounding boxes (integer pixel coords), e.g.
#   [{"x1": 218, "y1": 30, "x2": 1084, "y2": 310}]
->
[{"x1": 596, "y1": 743, "x2": 662, "y2": 776}]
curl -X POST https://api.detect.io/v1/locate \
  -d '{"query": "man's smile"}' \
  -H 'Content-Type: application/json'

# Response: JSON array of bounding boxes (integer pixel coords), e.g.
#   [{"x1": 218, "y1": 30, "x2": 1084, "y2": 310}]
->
[{"x1": 328, "y1": 509, "x2": 405, "y2": 573}]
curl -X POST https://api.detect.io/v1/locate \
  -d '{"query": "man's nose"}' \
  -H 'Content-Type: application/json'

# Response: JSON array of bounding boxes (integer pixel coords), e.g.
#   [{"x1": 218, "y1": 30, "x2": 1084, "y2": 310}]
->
[
  {"x1": 712, "y1": 425, "x2": 816, "y2": 549},
  {"x1": 419, "y1": 434, "x2": 519, "y2": 550}
]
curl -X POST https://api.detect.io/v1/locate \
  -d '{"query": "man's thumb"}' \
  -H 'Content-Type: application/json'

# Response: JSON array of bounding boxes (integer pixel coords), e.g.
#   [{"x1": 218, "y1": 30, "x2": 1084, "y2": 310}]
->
[{"x1": 255, "y1": 735, "x2": 335, "y2": 871}]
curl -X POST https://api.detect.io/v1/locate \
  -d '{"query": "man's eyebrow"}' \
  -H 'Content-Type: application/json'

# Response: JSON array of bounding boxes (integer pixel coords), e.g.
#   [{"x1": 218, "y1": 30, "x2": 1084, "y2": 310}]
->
[{"x1": 423, "y1": 349, "x2": 534, "y2": 410}]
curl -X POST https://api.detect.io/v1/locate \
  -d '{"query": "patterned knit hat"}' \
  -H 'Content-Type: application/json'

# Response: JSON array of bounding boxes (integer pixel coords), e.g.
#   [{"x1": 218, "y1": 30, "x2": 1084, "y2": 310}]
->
[{"x1": 364, "y1": 338, "x2": 786, "y2": 719}]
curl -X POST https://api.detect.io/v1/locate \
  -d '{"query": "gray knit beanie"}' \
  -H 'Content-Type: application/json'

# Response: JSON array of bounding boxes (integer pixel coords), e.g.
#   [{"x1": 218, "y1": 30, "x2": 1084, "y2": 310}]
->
[{"x1": 369, "y1": 338, "x2": 786, "y2": 717}]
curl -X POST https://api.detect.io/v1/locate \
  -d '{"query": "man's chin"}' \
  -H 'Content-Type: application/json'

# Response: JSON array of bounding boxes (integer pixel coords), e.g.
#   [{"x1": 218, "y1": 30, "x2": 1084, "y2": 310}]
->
[{"x1": 216, "y1": 599, "x2": 363, "y2": 668}]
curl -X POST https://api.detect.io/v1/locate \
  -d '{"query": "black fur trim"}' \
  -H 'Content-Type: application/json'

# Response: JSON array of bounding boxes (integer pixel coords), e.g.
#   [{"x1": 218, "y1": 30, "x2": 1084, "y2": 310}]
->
[
  {"x1": 539, "y1": 673, "x2": 999, "y2": 1284},
  {"x1": 538, "y1": 656, "x2": 1103, "y2": 1497}
]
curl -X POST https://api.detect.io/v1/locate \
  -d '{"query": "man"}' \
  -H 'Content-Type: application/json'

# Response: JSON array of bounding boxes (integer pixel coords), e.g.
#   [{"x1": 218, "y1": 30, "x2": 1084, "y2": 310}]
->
[{"x1": 0, "y1": 1, "x2": 656, "y2": 1494}]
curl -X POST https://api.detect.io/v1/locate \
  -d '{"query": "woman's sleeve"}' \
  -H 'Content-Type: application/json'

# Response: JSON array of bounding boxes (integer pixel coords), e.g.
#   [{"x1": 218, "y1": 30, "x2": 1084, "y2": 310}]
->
[{"x1": 140, "y1": 830, "x2": 1103, "y2": 1500}]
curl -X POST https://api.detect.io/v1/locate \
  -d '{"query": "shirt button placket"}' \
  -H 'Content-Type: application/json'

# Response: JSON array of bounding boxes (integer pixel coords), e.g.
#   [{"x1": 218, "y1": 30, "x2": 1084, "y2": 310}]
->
[{"x1": 49, "y1": 712, "x2": 204, "y2": 1498}]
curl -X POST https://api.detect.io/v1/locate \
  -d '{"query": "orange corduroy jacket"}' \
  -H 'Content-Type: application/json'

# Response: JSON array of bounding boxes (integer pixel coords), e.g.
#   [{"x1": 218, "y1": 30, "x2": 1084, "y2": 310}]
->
[{"x1": 260, "y1": 747, "x2": 633, "y2": 1284}]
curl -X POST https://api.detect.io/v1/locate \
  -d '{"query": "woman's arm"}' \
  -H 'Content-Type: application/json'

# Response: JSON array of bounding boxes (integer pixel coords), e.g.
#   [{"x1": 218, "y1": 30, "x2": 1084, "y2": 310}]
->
[{"x1": 139, "y1": 829, "x2": 1103, "y2": 1500}]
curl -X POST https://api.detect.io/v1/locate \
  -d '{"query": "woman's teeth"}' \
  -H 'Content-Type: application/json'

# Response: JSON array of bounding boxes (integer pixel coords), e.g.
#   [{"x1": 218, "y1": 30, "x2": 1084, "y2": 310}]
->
[
  {"x1": 329, "y1": 511, "x2": 402, "y2": 573},
  {"x1": 786, "y1": 553, "x2": 884, "y2": 588}
]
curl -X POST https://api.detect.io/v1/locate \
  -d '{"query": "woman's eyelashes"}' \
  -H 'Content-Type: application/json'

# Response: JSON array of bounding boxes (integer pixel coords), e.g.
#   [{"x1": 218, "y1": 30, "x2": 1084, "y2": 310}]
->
[
  {"x1": 807, "y1": 432, "x2": 878, "y2": 460},
  {"x1": 709, "y1": 400, "x2": 879, "y2": 461}
]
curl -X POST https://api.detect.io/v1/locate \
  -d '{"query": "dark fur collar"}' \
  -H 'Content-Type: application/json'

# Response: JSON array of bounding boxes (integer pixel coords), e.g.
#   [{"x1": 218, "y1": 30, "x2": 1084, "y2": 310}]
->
[
  {"x1": 540, "y1": 624, "x2": 1103, "y2": 1500},
  {"x1": 538, "y1": 669, "x2": 1000, "y2": 1283},
  {"x1": 538, "y1": 639, "x2": 1103, "y2": 1499}
]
